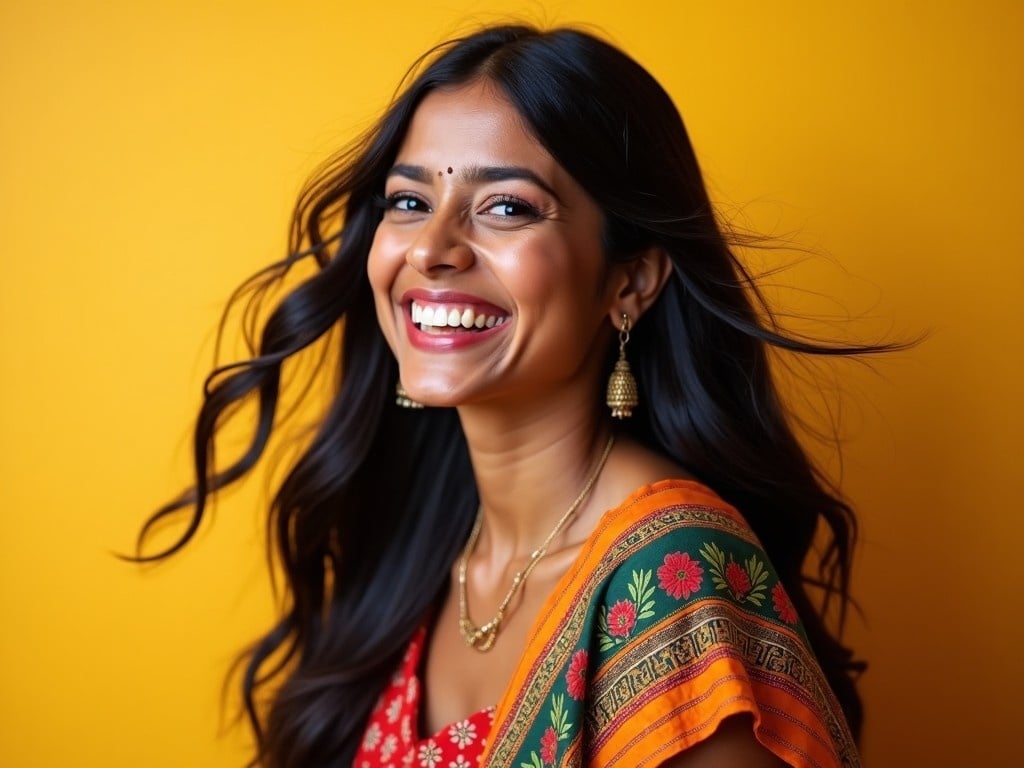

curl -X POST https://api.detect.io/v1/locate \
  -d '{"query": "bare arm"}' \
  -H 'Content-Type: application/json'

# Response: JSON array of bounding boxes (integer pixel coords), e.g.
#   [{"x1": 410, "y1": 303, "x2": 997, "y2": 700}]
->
[{"x1": 658, "y1": 715, "x2": 789, "y2": 768}]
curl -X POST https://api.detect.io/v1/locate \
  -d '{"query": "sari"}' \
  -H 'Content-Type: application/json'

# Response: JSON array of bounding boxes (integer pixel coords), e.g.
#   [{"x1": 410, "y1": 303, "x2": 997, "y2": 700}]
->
[
  {"x1": 355, "y1": 479, "x2": 860, "y2": 768},
  {"x1": 479, "y1": 479, "x2": 860, "y2": 768}
]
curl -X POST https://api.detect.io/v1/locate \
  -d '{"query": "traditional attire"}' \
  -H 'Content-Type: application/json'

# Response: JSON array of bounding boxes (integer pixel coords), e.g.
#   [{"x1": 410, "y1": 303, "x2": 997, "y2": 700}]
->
[{"x1": 355, "y1": 480, "x2": 860, "y2": 768}]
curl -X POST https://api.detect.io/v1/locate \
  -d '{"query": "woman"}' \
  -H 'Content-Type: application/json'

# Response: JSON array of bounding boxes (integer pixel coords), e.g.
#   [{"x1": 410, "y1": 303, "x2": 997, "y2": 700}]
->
[{"x1": 142, "y1": 24, "x2": 877, "y2": 768}]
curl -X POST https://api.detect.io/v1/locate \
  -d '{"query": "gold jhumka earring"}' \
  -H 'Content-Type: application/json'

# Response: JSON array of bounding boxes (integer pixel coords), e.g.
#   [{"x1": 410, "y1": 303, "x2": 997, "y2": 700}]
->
[{"x1": 606, "y1": 313, "x2": 638, "y2": 419}]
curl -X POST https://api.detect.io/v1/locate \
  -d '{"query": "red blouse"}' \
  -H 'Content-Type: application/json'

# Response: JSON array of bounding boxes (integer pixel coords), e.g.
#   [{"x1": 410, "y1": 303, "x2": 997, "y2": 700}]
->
[{"x1": 354, "y1": 627, "x2": 495, "y2": 768}]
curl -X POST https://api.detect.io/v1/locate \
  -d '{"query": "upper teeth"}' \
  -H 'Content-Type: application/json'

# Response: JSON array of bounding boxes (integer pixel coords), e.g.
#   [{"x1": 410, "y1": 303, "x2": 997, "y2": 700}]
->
[{"x1": 411, "y1": 301, "x2": 508, "y2": 329}]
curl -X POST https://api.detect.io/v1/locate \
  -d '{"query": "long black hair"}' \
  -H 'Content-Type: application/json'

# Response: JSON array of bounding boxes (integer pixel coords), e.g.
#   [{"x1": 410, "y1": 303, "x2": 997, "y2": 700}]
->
[{"x1": 141, "y1": 24, "x2": 887, "y2": 766}]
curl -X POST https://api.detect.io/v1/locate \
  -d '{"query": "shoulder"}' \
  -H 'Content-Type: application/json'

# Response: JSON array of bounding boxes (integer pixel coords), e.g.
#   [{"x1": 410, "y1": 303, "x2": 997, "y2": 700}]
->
[
  {"x1": 573, "y1": 479, "x2": 859, "y2": 768},
  {"x1": 604, "y1": 477, "x2": 754, "y2": 533},
  {"x1": 587, "y1": 479, "x2": 800, "y2": 646},
  {"x1": 590, "y1": 478, "x2": 819, "y2": 703},
  {"x1": 485, "y1": 477, "x2": 859, "y2": 768},
  {"x1": 593, "y1": 478, "x2": 766, "y2": 583}
]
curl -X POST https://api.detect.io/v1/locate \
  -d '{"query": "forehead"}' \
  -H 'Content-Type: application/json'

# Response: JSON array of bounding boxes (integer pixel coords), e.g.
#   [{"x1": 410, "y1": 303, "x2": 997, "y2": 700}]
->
[{"x1": 396, "y1": 79, "x2": 560, "y2": 172}]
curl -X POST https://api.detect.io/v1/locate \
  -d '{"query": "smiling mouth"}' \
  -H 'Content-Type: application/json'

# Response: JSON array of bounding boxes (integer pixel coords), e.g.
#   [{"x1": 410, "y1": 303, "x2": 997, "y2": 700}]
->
[{"x1": 410, "y1": 301, "x2": 509, "y2": 333}]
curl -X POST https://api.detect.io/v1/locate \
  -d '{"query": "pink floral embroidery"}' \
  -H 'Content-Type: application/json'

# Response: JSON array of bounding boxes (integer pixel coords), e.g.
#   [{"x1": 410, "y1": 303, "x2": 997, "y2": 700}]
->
[
  {"x1": 566, "y1": 649, "x2": 588, "y2": 700},
  {"x1": 405, "y1": 675, "x2": 418, "y2": 703},
  {"x1": 381, "y1": 734, "x2": 399, "y2": 761},
  {"x1": 362, "y1": 722, "x2": 382, "y2": 751},
  {"x1": 448, "y1": 719, "x2": 477, "y2": 749},
  {"x1": 607, "y1": 599, "x2": 637, "y2": 637},
  {"x1": 772, "y1": 581, "x2": 798, "y2": 624},
  {"x1": 657, "y1": 551, "x2": 704, "y2": 599},
  {"x1": 725, "y1": 561, "x2": 752, "y2": 599},
  {"x1": 540, "y1": 725, "x2": 558, "y2": 764},
  {"x1": 386, "y1": 693, "x2": 403, "y2": 723},
  {"x1": 417, "y1": 739, "x2": 442, "y2": 767},
  {"x1": 700, "y1": 543, "x2": 769, "y2": 607}
]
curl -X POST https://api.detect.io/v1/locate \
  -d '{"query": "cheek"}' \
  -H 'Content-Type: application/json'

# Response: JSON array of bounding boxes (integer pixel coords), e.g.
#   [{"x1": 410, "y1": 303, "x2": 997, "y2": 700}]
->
[
  {"x1": 501, "y1": 237, "x2": 607, "y2": 311},
  {"x1": 366, "y1": 229, "x2": 385, "y2": 290},
  {"x1": 367, "y1": 227, "x2": 402, "y2": 300},
  {"x1": 366, "y1": 228, "x2": 405, "y2": 348}
]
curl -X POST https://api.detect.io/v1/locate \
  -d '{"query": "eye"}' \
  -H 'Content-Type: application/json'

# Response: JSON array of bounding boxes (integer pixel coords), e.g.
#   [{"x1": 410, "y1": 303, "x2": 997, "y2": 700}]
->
[
  {"x1": 481, "y1": 195, "x2": 540, "y2": 219},
  {"x1": 384, "y1": 193, "x2": 431, "y2": 214}
]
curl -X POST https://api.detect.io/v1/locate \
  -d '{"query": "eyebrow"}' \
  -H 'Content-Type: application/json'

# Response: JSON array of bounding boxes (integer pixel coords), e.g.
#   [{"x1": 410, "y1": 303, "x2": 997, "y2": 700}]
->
[{"x1": 387, "y1": 163, "x2": 563, "y2": 203}]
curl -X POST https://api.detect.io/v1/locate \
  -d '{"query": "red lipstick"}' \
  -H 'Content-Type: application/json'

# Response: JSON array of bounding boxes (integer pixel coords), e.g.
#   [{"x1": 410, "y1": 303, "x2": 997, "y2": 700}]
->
[{"x1": 399, "y1": 289, "x2": 510, "y2": 351}]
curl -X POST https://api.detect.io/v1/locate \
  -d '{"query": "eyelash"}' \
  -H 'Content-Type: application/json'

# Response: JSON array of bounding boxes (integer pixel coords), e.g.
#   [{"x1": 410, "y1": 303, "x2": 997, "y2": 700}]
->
[
  {"x1": 376, "y1": 192, "x2": 541, "y2": 220},
  {"x1": 484, "y1": 195, "x2": 541, "y2": 219},
  {"x1": 377, "y1": 192, "x2": 429, "y2": 213}
]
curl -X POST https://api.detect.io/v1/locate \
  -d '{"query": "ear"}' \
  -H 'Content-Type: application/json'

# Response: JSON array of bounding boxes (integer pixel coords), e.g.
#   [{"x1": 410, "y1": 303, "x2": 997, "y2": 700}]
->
[{"x1": 606, "y1": 245, "x2": 673, "y2": 328}]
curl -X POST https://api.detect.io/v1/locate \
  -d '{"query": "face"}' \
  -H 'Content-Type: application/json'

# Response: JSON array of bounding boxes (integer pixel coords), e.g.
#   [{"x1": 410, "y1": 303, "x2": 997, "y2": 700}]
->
[{"x1": 367, "y1": 79, "x2": 619, "y2": 410}]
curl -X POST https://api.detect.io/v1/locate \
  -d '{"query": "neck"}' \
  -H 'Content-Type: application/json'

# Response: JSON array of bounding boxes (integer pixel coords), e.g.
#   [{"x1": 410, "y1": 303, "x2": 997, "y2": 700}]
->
[{"x1": 456, "y1": 392, "x2": 613, "y2": 566}]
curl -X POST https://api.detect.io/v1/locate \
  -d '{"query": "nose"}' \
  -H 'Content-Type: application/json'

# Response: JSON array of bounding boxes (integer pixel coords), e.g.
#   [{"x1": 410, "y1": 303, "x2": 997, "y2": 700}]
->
[{"x1": 406, "y1": 209, "x2": 475, "y2": 276}]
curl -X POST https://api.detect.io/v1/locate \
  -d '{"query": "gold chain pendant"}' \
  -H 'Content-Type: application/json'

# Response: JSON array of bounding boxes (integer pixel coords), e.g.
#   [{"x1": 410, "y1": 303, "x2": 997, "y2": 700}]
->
[
  {"x1": 460, "y1": 616, "x2": 501, "y2": 652},
  {"x1": 456, "y1": 435, "x2": 616, "y2": 652}
]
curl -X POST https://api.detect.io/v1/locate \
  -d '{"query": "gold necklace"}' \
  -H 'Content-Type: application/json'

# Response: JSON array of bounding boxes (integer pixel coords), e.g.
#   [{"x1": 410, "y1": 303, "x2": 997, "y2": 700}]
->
[{"x1": 458, "y1": 435, "x2": 615, "y2": 652}]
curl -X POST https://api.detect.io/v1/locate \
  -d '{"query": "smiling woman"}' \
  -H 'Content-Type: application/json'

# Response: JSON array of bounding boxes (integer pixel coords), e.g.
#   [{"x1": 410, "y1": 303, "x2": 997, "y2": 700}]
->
[{"x1": 140, "y1": 24, "x2": 889, "y2": 768}]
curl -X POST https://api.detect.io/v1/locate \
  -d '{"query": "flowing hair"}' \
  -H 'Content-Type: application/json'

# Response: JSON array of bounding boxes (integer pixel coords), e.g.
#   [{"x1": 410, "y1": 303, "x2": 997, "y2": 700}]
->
[{"x1": 140, "y1": 24, "x2": 891, "y2": 766}]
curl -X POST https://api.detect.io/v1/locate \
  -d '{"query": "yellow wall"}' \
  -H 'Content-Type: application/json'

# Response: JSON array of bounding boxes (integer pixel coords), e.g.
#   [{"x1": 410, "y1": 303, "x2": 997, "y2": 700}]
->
[{"x1": 1, "y1": 1, "x2": 1020, "y2": 766}]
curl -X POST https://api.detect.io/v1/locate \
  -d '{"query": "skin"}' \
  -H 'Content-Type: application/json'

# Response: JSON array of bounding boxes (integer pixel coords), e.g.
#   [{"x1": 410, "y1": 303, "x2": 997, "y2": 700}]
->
[{"x1": 367, "y1": 78, "x2": 786, "y2": 768}]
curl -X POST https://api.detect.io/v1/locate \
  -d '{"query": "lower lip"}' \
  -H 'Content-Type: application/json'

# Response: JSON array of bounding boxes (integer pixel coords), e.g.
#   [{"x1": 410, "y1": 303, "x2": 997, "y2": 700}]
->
[{"x1": 403, "y1": 311, "x2": 508, "y2": 351}]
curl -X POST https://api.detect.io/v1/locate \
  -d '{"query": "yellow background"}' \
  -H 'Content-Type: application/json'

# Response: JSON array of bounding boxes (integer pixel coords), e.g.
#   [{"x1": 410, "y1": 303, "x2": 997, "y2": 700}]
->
[{"x1": 2, "y1": 1, "x2": 1021, "y2": 766}]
